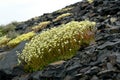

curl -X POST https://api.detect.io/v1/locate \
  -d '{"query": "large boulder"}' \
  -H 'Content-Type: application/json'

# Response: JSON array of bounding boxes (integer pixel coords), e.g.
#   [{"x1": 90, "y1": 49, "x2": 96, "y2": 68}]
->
[{"x1": 0, "y1": 41, "x2": 26, "y2": 79}]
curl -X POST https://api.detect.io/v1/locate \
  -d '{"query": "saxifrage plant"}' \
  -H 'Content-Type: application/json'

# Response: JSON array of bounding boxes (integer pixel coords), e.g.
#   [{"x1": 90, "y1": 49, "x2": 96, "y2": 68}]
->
[
  {"x1": 0, "y1": 36, "x2": 10, "y2": 48},
  {"x1": 32, "y1": 21, "x2": 51, "y2": 32},
  {"x1": 7, "y1": 31, "x2": 36, "y2": 47},
  {"x1": 18, "y1": 20, "x2": 96, "y2": 72},
  {"x1": 53, "y1": 13, "x2": 72, "y2": 22}
]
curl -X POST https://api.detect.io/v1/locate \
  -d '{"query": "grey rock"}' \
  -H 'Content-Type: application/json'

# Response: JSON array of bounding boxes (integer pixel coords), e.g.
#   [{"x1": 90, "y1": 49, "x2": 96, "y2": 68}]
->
[
  {"x1": 91, "y1": 75, "x2": 99, "y2": 80},
  {"x1": 0, "y1": 41, "x2": 26, "y2": 79}
]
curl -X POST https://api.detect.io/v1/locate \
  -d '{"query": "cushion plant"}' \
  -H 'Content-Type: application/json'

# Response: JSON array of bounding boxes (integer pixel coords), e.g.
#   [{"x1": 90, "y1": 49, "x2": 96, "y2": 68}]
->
[
  {"x1": 18, "y1": 20, "x2": 96, "y2": 72},
  {"x1": 0, "y1": 36, "x2": 10, "y2": 48},
  {"x1": 87, "y1": 0, "x2": 94, "y2": 3},
  {"x1": 7, "y1": 31, "x2": 36, "y2": 47},
  {"x1": 32, "y1": 21, "x2": 51, "y2": 32},
  {"x1": 56, "y1": 7, "x2": 74, "y2": 13},
  {"x1": 53, "y1": 13, "x2": 72, "y2": 22}
]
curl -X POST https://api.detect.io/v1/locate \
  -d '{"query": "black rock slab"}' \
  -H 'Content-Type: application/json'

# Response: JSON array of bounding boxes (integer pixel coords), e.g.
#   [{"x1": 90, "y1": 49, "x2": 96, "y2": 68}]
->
[{"x1": 0, "y1": 41, "x2": 26, "y2": 79}]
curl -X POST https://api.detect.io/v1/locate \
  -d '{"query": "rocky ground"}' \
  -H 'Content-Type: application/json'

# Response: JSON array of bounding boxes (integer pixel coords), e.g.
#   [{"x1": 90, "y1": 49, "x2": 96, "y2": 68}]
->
[{"x1": 0, "y1": 0, "x2": 120, "y2": 80}]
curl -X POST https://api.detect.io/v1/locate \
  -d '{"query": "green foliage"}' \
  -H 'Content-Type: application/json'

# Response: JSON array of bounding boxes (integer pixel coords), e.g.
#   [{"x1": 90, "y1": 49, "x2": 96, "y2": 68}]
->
[
  {"x1": 0, "y1": 36, "x2": 10, "y2": 48},
  {"x1": 32, "y1": 21, "x2": 51, "y2": 32},
  {"x1": 1, "y1": 22, "x2": 16, "y2": 33},
  {"x1": 7, "y1": 31, "x2": 36, "y2": 47},
  {"x1": 0, "y1": 27, "x2": 6, "y2": 37},
  {"x1": 87, "y1": 0, "x2": 94, "y2": 3},
  {"x1": 0, "y1": 21, "x2": 20, "y2": 37},
  {"x1": 53, "y1": 13, "x2": 72, "y2": 22},
  {"x1": 18, "y1": 20, "x2": 96, "y2": 72},
  {"x1": 56, "y1": 7, "x2": 74, "y2": 13},
  {"x1": 0, "y1": 29, "x2": 3, "y2": 37},
  {"x1": 6, "y1": 30, "x2": 20, "y2": 39}
]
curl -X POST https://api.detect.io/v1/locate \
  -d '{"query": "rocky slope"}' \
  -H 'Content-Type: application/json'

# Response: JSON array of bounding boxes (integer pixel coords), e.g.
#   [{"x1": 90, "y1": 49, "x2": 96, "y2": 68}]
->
[{"x1": 0, "y1": 0, "x2": 120, "y2": 80}]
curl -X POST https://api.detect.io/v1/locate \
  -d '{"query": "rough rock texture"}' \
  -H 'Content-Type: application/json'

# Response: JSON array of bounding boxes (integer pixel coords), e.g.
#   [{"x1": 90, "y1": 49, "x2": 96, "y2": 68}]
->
[
  {"x1": 0, "y1": 0, "x2": 120, "y2": 80},
  {"x1": 0, "y1": 42, "x2": 26, "y2": 80}
]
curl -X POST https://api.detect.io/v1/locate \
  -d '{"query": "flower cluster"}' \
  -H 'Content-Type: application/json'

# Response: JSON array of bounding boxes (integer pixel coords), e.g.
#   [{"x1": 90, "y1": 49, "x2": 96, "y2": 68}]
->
[
  {"x1": 56, "y1": 7, "x2": 74, "y2": 13},
  {"x1": 53, "y1": 13, "x2": 72, "y2": 22},
  {"x1": 7, "y1": 31, "x2": 36, "y2": 47},
  {"x1": 87, "y1": 0, "x2": 94, "y2": 3},
  {"x1": 0, "y1": 36, "x2": 10, "y2": 48},
  {"x1": 32, "y1": 21, "x2": 51, "y2": 32},
  {"x1": 18, "y1": 20, "x2": 96, "y2": 72}
]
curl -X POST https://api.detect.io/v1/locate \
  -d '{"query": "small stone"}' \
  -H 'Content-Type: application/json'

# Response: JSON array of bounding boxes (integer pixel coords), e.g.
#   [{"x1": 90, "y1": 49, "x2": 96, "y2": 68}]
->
[
  {"x1": 12, "y1": 74, "x2": 30, "y2": 80},
  {"x1": 74, "y1": 73, "x2": 82, "y2": 77},
  {"x1": 66, "y1": 64, "x2": 81, "y2": 72},
  {"x1": 80, "y1": 67, "x2": 90, "y2": 73},
  {"x1": 49, "y1": 60, "x2": 66, "y2": 66},
  {"x1": 64, "y1": 75, "x2": 73, "y2": 80},
  {"x1": 85, "y1": 66, "x2": 100, "y2": 75},
  {"x1": 0, "y1": 53, "x2": 6, "y2": 61},
  {"x1": 109, "y1": 27, "x2": 120, "y2": 34},
  {"x1": 107, "y1": 62, "x2": 114, "y2": 70},
  {"x1": 91, "y1": 75, "x2": 99, "y2": 80},
  {"x1": 116, "y1": 54, "x2": 120, "y2": 63},
  {"x1": 98, "y1": 70, "x2": 116, "y2": 78},
  {"x1": 110, "y1": 17, "x2": 117, "y2": 23},
  {"x1": 29, "y1": 71, "x2": 42, "y2": 80}
]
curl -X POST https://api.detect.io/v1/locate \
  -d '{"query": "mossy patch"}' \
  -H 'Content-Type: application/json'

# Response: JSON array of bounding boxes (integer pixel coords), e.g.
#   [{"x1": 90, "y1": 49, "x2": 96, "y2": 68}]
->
[
  {"x1": 18, "y1": 20, "x2": 96, "y2": 72},
  {"x1": 7, "y1": 31, "x2": 36, "y2": 47},
  {"x1": 32, "y1": 21, "x2": 51, "y2": 32},
  {"x1": 53, "y1": 13, "x2": 72, "y2": 22}
]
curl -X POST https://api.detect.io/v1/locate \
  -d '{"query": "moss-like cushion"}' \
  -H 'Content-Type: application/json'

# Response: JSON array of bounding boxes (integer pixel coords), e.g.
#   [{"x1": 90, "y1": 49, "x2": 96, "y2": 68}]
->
[
  {"x1": 7, "y1": 31, "x2": 36, "y2": 47},
  {"x1": 0, "y1": 36, "x2": 10, "y2": 48},
  {"x1": 18, "y1": 20, "x2": 96, "y2": 72},
  {"x1": 32, "y1": 21, "x2": 51, "y2": 32},
  {"x1": 53, "y1": 13, "x2": 72, "y2": 22}
]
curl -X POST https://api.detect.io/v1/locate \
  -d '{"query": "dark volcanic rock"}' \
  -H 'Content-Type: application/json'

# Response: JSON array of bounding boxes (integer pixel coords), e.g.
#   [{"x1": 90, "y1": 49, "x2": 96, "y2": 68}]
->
[
  {"x1": 0, "y1": 42, "x2": 26, "y2": 79},
  {"x1": 0, "y1": 70, "x2": 15, "y2": 80}
]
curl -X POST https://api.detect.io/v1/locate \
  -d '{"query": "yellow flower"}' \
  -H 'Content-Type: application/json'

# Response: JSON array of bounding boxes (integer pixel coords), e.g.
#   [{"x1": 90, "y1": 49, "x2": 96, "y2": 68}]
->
[
  {"x1": 7, "y1": 31, "x2": 36, "y2": 47},
  {"x1": 18, "y1": 20, "x2": 96, "y2": 72}
]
